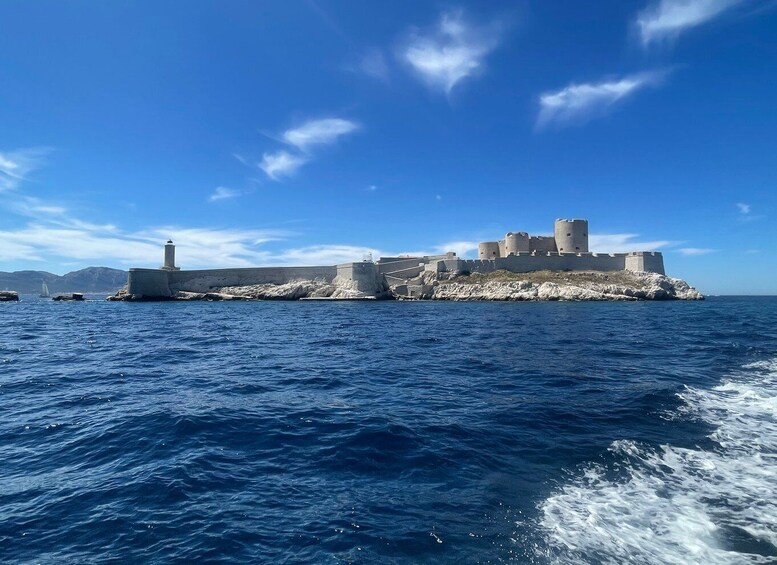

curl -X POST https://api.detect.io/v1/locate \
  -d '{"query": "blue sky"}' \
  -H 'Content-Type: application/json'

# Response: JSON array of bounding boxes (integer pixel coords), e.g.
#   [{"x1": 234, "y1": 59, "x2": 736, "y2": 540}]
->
[{"x1": 1, "y1": 1, "x2": 776, "y2": 294}]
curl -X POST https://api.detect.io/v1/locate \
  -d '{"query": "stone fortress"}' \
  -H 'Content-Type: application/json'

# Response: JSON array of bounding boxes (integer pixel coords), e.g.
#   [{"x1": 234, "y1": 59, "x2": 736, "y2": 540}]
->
[
  {"x1": 468, "y1": 218, "x2": 665, "y2": 274},
  {"x1": 125, "y1": 218, "x2": 665, "y2": 299}
]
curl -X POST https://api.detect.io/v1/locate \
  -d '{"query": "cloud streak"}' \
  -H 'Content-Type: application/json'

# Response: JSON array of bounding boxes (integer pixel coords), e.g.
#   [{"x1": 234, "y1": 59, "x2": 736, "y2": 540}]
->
[
  {"x1": 0, "y1": 220, "x2": 291, "y2": 269},
  {"x1": 537, "y1": 71, "x2": 665, "y2": 128},
  {"x1": 0, "y1": 148, "x2": 49, "y2": 192},
  {"x1": 208, "y1": 186, "x2": 241, "y2": 202},
  {"x1": 282, "y1": 118, "x2": 359, "y2": 152},
  {"x1": 637, "y1": 0, "x2": 746, "y2": 45},
  {"x1": 589, "y1": 234, "x2": 674, "y2": 253},
  {"x1": 345, "y1": 48, "x2": 390, "y2": 82},
  {"x1": 257, "y1": 117, "x2": 359, "y2": 181},
  {"x1": 401, "y1": 10, "x2": 502, "y2": 94},
  {"x1": 677, "y1": 247, "x2": 717, "y2": 255},
  {"x1": 259, "y1": 151, "x2": 308, "y2": 180}
]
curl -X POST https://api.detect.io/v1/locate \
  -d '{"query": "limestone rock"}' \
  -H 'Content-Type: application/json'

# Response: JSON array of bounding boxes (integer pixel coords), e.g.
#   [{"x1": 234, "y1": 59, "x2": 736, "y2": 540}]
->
[
  {"x1": 216, "y1": 277, "x2": 384, "y2": 301},
  {"x1": 400, "y1": 270, "x2": 704, "y2": 301},
  {"x1": 52, "y1": 293, "x2": 85, "y2": 301},
  {"x1": 0, "y1": 290, "x2": 20, "y2": 302}
]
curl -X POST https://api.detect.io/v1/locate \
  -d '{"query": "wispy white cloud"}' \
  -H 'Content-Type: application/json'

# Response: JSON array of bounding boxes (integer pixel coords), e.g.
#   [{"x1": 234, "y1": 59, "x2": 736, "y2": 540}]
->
[
  {"x1": 282, "y1": 118, "x2": 360, "y2": 152},
  {"x1": 398, "y1": 241, "x2": 478, "y2": 259},
  {"x1": 366, "y1": 184, "x2": 378, "y2": 192},
  {"x1": 637, "y1": 0, "x2": 746, "y2": 46},
  {"x1": 537, "y1": 71, "x2": 666, "y2": 128},
  {"x1": 269, "y1": 244, "x2": 382, "y2": 266},
  {"x1": 140, "y1": 227, "x2": 288, "y2": 267},
  {"x1": 0, "y1": 148, "x2": 50, "y2": 192},
  {"x1": 677, "y1": 247, "x2": 717, "y2": 255},
  {"x1": 0, "y1": 188, "x2": 291, "y2": 268},
  {"x1": 589, "y1": 234, "x2": 674, "y2": 253},
  {"x1": 259, "y1": 151, "x2": 308, "y2": 180},
  {"x1": 9, "y1": 197, "x2": 118, "y2": 232},
  {"x1": 434, "y1": 240, "x2": 478, "y2": 257},
  {"x1": 11, "y1": 197, "x2": 68, "y2": 217},
  {"x1": 735, "y1": 201, "x2": 763, "y2": 223},
  {"x1": 401, "y1": 10, "x2": 502, "y2": 94},
  {"x1": 208, "y1": 186, "x2": 240, "y2": 202},
  {"x1": 0, "y1": 218, "x2": 292, "y2": 269},
  {"x1": 256, "y1": 117, "x2": 359, "y2": 181},
  {"x1": 346, "y1": 48, "x2": 390, "y2": 82},
  {"x1": 0, "y1": 226, "x2": 158, "y2": 264}
]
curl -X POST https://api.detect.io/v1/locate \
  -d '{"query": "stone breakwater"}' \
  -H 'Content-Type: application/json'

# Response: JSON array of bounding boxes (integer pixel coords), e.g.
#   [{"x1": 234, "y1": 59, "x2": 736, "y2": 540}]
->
[{"x1": 109, "y1": 270, "x2": 702, "y2": 302}]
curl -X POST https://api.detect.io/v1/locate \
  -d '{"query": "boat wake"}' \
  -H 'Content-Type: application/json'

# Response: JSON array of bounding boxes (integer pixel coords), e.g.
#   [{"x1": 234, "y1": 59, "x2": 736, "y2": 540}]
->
[{"x1": 538, "y1": 359, "x2": 777, "y2": 564}]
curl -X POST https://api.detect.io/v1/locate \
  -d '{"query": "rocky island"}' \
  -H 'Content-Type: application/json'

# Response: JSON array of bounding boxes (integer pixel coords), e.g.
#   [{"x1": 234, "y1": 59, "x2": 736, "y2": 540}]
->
[
  {"x1": 110, "y1": 269, "x2": 702, "y2": 302},
  {"x1": 0, "y1": 290, "x2": 20, "y2": 302},
  {"x1": 111, "y1": 219, "x2": 703, "y2": 302}
]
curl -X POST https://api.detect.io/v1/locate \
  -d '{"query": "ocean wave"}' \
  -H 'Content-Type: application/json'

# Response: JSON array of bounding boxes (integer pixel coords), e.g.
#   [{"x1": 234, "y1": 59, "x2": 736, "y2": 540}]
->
[{"x1": 538, "y1": 358, "x2": 777, "y2": 564}]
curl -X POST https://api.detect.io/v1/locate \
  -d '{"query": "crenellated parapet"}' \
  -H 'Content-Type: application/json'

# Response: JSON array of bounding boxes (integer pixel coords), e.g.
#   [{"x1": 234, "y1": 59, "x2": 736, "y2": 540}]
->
[{"x1": 426, "y1": 251, "x2": 665, "y2": 276}]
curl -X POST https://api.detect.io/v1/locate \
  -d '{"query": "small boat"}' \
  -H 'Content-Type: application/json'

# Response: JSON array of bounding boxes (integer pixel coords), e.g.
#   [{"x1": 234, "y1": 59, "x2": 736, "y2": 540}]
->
[{"x1": 40, "y1": 281, "x2": 50, "y2": 298}]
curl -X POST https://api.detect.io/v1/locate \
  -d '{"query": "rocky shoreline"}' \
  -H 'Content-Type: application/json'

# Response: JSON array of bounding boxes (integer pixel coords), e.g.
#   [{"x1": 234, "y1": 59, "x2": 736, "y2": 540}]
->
[
  {"x1": 108, "y1": 270, "x2": 703, "y2": 302},
  {"x1": 417, "y1": 271, "x2": 702, "y2": 301}
]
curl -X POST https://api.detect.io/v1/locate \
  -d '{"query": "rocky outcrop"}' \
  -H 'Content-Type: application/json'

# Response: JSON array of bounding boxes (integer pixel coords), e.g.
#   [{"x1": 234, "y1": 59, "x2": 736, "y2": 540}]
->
[
  {"x1": 394, "y1": 270, "x2": 703, "y2": 301},
  {"x1": 108, "y1": 278, "x2": 382, "y2": 301},
  {"x1": 0, "y1": 291, "x2": 19, "y2": 302},
  {"x1": 52, "y1": 293, "x2": 85, "y2": 301}
]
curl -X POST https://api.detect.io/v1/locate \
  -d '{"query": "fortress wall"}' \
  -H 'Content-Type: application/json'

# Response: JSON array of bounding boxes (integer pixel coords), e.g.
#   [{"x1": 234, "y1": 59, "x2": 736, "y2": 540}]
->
[
  {"x1": 167, "y1": 266, "x2": 338, "y2": 293},
  {"x1": 498, "y1": 240, "x2": 506, "y2": 257},
  {"x1": 416, "y1": 251, "x2": 665, "y2": 278},
  {"x1": 385, "y1": 274, "x2": 410, "y2": 286},
  {"x1": 423, "y1": 259, "x2": 468, "y2": 273},
  {"x1": 451, "y1": 253, "x2": 630, "y2": 274},
  {"x1": 529, "y1": 236, "x2": 558, "y2": 253},
  {"x1": 379, "y1": 265, "x2": 424, "y2": 279},
  {"x1": 376, "y1": 258, "x2": 424, "y2": 274},
  {"x1": 128, "y1": 268, "x2": 172, "y2": 297},
  {"x1": 337, "y1": 262, "x2": 382, "y2": 293},
  {"x1": 625, "y1": 252, "x2": 665, "y2": 275},
  {"x1": 442, "y1": 258, "x2": 468, "y2": 272},
  {"x1": 458, "y1": 259, "x2": 499, "y2": 274}
]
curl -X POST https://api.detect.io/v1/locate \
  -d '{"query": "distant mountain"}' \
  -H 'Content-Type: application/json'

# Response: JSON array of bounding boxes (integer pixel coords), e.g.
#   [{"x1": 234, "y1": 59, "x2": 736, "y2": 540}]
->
[{"x1": 0, "y1": 267, "x2": 128, "y2": 294}]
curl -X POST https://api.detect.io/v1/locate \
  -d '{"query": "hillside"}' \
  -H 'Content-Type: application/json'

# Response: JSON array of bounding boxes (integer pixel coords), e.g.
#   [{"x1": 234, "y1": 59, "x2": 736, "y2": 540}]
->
[{"x1": 0, "y1": 267, "x2": 128, "y2": 294}]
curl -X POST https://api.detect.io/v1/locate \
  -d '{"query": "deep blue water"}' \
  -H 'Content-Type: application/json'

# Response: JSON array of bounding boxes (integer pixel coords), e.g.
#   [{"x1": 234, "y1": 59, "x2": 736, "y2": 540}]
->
[{"x1": 1, "y1": 296, "x2": 776, "y2": 564}]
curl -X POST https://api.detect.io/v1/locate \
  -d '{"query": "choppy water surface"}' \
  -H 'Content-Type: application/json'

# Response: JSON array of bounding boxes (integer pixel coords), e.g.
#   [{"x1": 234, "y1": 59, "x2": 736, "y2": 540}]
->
[{"x1": 1, "y1": 297, "x2": 776, "y2": 563}]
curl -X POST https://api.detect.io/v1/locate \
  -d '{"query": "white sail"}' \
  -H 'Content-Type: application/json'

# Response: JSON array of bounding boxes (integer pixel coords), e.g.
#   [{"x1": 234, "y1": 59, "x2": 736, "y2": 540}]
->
[{"x1": 41, "y1": 282, "x2": 50, "y2": 298}]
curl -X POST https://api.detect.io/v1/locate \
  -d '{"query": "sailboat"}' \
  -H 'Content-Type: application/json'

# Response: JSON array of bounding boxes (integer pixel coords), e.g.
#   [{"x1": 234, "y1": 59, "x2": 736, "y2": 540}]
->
[{"x1": 40, "y1": 281, "x2": 50, "y2": 298}]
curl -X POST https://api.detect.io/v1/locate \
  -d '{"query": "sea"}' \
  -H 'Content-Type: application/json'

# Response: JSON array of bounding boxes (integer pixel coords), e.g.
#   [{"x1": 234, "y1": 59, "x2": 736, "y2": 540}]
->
[{"x1": 1, "y1": 296, "x2": 775, "y2": 564}]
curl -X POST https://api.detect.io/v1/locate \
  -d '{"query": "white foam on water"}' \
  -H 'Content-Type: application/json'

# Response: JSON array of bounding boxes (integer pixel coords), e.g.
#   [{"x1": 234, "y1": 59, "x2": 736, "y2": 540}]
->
[{"x1": 538, "y1": 359, "x2": 777, "y2": 564}]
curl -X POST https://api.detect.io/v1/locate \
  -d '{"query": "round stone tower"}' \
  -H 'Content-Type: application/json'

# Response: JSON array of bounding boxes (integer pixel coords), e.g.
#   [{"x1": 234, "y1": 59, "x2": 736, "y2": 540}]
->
[
  {"x1": 163, "y1": 240, "x2": 178, "y2": 270},
  {"x1": 478, "y1": 241, "x2": 501, "y2": 259},
  {"x1": 504, "y1": 232, "x2": 530, "y2": 255},
  {"x1": 554, "y1": 219, "x2": 589, "y2": 253}
]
